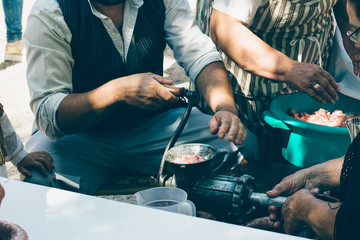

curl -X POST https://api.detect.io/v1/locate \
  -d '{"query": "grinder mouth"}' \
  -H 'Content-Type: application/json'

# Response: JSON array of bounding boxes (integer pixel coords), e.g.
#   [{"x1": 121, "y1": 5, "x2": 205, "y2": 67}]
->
[
  {"x1": 165, "y1": 143, "x2": 218, "y2": 165},
  {"x1": 164, "y1": 143, "x2": 218, "y2": 189}
]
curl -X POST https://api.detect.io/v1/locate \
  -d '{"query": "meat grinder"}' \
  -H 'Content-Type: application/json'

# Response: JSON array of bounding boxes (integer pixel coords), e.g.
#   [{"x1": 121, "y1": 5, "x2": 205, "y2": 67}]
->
[{"x1": 151, "y1": 88, "x2": 287, "y2": 223}]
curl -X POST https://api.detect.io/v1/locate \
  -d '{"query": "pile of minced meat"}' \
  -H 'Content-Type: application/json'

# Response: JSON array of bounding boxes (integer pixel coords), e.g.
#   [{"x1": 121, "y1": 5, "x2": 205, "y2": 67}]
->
[{"x1": 290, "y1": 109, "x2": 359, "y2": 127}]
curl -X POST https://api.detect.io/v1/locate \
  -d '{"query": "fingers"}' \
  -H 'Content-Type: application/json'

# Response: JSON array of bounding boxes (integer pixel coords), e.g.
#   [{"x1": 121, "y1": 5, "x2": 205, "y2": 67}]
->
[
  {"x1": 19, "y1": 151, "x2": 54, "y2": 177},
  {"x1": 305, "y1": 88, "x2": 326, "y2": 104},
  {"x1": 35, "y1": 151, "x2": 54, "y2": 173},
  {"x1": 17, "y1": 166, "x2": 32, "y2": 178},
  {"x1": 225, "y1": 117, "x2": 247, "y2": 145},
  {"x1": 209, "y1": 112, "x2": 247, "y2": 145},
  {"x1": 305, "y1": 76, "x2": 339, "y2": 104},
  {"x1": 288, "y1": 63, "x2": 339, "y2": 104},
  {"x1": 152, "y1": 75, "x2": 174, "y2": 86},
  {"x1": 311, "y1": 73, "x2": 339, "y2": 103},
  {"x1": 320, "y1": 71, "x2": 340, "y2": 97},
  {"x1": 208, "y1": 117, "x2": 220, "y2": 135},
  {"x1": 266, "y1": 179, "x2": 291, "y2": 198},
  {"x1": 216, "y1": 116, "x2": 230, "y2": 140},
  {"x1": 156, "y1": 85, "x2": 179, "y2": 103}
]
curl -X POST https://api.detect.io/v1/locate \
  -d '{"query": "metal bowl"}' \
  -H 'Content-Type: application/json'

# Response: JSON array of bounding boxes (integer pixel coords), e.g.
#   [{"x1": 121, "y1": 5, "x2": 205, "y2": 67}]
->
[
  {"x1": 165, "y1": 143, "x2": 218, "y2": 164},
  {"x1": 164, "y1": 143, "x2": 218, "y2": 189}
]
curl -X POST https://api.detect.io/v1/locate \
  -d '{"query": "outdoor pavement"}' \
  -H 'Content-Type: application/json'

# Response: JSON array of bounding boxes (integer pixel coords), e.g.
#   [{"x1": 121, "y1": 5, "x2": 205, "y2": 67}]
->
[{"x1": 0, "y1": 0, "x2": 196, "y2": 201}]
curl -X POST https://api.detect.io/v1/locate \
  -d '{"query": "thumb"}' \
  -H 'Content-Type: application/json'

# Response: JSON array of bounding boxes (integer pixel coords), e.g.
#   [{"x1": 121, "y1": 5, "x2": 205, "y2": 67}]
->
[{"x1": 266, "y1": 182, "x2": 289, "y2": 198}]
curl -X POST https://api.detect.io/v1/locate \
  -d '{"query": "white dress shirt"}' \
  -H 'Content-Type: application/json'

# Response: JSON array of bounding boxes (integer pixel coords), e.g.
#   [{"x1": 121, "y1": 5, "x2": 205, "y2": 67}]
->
[{"x1": 24, "y1": 0, "x2": 222, "y2": 140}]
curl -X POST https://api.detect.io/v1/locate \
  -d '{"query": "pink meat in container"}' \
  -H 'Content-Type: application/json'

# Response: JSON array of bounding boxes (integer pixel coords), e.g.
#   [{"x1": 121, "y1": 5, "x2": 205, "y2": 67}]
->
[{"x1": 262, "y1": 92, "x2": 359, "y2": 167}]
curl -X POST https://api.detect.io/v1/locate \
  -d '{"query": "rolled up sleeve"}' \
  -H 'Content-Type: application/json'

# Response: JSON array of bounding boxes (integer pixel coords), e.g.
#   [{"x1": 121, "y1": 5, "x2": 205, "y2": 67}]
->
[
  {"x1": 1, "y1": 111, "x2": 28, "y2": 166},
  {"x1": 24, "y1": 0, "x2": 73, "y2": 140},
  {"x1": 164, "y1": 0, "x2": 223, "y2": 82}
]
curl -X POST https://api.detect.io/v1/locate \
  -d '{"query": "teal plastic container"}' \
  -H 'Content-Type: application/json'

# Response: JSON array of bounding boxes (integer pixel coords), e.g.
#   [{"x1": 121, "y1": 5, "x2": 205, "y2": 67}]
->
[{"x1": 262, "y1": 92, "x2": 358, "y2": 167}]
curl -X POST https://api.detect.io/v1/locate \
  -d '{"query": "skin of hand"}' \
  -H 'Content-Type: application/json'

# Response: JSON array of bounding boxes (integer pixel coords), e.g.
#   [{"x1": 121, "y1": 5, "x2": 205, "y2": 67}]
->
[
  {"x1": 266, "y1": 157, "x2": 343, "y2": 230},
  {"x1": 282, "y1": 62, "x2": 339, "y2": 104},
  {"x1": 57, "y1": 73, "x2": 179, "y2": 134},
  {"x1": 195, "y1": 62, "x2": 247, "y2": 145},
  {"x1": 0, "y1": 184, "x2": 4, "y2": 206},
  {"x1": 16, "y1": 151, "x2": 54, "y2": 178},
  {"x1": 280, "y1": 189, "x2": 338, "y2": 239},
  {"x1": 210, "y1": 9, "x2": 340, "y2": 104}
]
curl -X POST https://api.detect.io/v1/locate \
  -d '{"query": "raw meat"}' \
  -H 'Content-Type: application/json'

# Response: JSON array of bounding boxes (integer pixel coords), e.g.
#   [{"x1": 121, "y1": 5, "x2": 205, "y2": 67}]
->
[
  {"x1": 290, "y1": 109, "x2": 358, "y2": 127},
  {"x1": 173, "y1": 154, "x2": 205, "y2": 164}
]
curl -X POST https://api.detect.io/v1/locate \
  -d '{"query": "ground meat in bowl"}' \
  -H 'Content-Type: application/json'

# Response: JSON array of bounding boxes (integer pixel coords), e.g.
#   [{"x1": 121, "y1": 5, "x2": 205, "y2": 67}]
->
[
  {"x1": 173, "y1": 154, "x2": 205, "y2": 164},
  {"x1": 290, "y1": 109, "x2": 359, "y2": 127}
]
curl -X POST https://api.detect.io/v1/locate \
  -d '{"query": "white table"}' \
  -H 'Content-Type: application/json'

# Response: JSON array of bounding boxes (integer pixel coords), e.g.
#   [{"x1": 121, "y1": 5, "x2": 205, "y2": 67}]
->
[{"x1": 0, "y1": 177, "x2": 307, "y2": 240}]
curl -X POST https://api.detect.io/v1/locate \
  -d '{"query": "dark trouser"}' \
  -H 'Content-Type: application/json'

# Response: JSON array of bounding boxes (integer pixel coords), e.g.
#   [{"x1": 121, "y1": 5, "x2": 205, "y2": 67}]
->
[{"x1": 25, "y1": 107, "x2": 259, "y2": 194}]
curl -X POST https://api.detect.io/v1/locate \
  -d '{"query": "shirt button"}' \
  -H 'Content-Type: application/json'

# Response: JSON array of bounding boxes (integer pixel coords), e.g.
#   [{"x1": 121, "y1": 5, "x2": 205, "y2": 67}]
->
[{"x1": 112, "y1": 32, "x2": 116, "y2": 37}]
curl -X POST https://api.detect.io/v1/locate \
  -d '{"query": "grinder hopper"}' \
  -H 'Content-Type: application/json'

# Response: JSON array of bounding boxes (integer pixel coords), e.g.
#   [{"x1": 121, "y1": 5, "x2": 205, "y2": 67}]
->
[{"x1": 164, "y1": 143, "x2": 218, "y2": 190}]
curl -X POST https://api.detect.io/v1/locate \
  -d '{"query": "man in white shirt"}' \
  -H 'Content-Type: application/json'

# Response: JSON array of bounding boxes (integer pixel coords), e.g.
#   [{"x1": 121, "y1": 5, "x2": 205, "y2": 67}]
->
[{"x1": 23, "y1": 0, "x2": 259, "y2": 194}]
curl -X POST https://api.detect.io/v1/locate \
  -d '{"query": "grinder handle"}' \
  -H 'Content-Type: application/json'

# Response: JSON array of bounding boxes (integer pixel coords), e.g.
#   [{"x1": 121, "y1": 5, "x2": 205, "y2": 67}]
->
[{"x1": 249, "y1": 192, "x2": 287, "y2": 208}]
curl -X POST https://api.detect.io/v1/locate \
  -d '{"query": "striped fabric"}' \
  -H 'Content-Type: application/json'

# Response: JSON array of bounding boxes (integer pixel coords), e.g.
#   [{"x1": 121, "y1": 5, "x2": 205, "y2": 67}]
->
[
  {"x1": 57, "y1": 0, "x2": 166, "y2": 131},
  {"x1": 194, "y1": 0, "x2": 337, "y2": 162},
  {"x1": 229, "y1": 0, "x2": 336, "y2": 99}
]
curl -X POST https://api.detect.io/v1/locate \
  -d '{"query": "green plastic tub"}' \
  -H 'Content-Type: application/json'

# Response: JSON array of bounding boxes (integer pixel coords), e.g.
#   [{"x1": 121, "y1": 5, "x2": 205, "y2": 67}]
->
[{"x1": 262, "y1": 92, "x2": 358, "y2": 167}]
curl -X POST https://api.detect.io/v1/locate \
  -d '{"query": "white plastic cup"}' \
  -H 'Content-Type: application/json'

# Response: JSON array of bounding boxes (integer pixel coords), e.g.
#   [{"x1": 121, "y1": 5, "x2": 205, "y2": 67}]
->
[{"x1": 134, "y1": 187, "x2": 196, "y2": 216}]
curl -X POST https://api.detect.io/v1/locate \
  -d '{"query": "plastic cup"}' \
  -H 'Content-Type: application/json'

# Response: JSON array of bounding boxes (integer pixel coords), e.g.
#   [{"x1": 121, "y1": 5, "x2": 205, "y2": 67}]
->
[{"x1": 134, "y1": 187, "x2": 196, "y2": 216}]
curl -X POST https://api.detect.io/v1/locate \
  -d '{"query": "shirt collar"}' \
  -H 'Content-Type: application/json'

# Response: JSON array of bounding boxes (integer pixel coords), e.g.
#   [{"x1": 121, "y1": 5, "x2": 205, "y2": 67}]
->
[{"x1": 87, "y1": 0, "x2": 143, "y2": 15}]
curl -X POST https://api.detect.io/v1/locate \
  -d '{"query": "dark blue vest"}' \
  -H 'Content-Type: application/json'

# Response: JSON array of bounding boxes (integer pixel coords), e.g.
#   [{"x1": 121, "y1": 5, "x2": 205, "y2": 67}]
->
[{"x1": 57, "y1": 0, "x2": 166, "y2": 131}]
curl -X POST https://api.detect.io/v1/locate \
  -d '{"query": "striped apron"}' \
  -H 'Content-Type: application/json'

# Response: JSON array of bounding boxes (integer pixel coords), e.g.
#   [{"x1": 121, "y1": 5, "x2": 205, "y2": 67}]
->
[{"x1": 194, "y1": 0, "x2": 337, "y2": 163}]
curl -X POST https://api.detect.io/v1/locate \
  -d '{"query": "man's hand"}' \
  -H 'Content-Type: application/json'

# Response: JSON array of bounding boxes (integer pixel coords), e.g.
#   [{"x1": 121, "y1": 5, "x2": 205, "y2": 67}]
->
[
  {"x1": 270, "y1": 189, "x2": 337, "y2": 239},
  {"x1": 16, "y1": 151, "x2": 54, "y2": 177},
  {"x1": 208, "y1": 108, "x2": 247, "y2": 145},
  {"x1": 284, "y1": 62, "x2": 340, "y2": 104},
  {"x1": 266, "y1": 168, "x2": 321, "y2": 199},
  {"x1": 266, "y1": 158, "x2": 343, "y2": 233},
  {"x1": 281, "y1": 189, "x2": 316, "y2": 234},
  {"x1": 118, "y1": 73, "x2": 179, "y2": 111}
]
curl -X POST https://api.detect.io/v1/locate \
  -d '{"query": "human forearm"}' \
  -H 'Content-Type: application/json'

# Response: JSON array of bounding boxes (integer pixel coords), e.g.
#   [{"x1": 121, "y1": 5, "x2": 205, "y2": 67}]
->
[
  {"x1": 195, "y1": 61, "x2": 247, "y2": 145},
  {"x1": 195, "y1": 61, "x2": 237, "y2": 114},
  {"x1": 268, "y1": 157, "x2": 343, "y2": 199},
  {"x1": 56, "y1": 80, "x2": 119, "y2": 134},
  {"x1": 306, "y1": 157, "x2": 343, "y2": 190},
  {"x1": 210, "y1": 9, "x2": 297, "y2": 82}
]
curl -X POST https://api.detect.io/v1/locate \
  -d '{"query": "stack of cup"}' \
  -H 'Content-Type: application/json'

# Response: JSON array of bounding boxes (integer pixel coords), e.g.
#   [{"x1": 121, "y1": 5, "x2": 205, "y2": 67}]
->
[{"x1": 346, "y1": 117, "x2": 360, "y2": 142}]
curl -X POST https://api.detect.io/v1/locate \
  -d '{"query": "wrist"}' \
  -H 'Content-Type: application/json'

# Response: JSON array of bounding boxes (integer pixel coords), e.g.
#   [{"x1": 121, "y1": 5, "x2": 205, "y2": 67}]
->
[
  {"x1": 306, "y1": 198, "x2": 337, "y2": 240},
  {"x1": 273, "y1": 58, "x2": 298, "y2": 83},
  {"x1": 215, "y1": 105, "x2": 237, "y2": 115}
]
